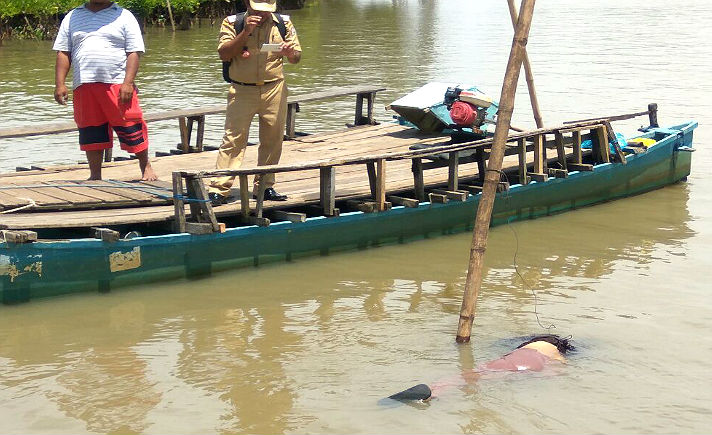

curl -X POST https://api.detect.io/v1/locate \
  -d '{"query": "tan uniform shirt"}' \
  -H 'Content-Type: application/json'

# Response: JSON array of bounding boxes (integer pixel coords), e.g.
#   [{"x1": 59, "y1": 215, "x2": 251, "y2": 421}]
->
[{"x1": 219, "y1": 13, "x2": 301, "y2": 84}]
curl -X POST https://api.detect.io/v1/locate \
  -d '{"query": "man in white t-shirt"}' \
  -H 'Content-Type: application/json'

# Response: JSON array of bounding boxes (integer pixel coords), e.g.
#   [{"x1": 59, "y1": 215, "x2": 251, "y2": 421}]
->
[{"x1": 53, "y1": 0, "x2": 156, "y2": 181}]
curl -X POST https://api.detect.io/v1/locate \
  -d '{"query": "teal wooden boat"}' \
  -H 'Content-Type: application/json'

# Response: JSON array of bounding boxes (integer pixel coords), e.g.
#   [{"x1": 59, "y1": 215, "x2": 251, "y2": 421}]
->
[{"x1": 0, "y1": 112, "x2": 697, "y2": 303}]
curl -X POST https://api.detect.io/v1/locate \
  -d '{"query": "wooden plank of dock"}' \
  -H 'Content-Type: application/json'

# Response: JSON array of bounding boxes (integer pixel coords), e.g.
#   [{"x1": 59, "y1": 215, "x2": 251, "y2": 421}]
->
[
  {"x1": 0, "y1": 180, "x2": 172, "y2": 212},
  {"x1": 0, "y1": 123, "x2": 562, "y2": 230}
]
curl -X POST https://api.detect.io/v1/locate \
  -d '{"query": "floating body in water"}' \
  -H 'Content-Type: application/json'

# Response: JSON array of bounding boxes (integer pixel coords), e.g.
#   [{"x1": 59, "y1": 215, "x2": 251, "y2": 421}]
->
[{"x1": 387, "y1": 335, "x2": 575, "y2": 402}]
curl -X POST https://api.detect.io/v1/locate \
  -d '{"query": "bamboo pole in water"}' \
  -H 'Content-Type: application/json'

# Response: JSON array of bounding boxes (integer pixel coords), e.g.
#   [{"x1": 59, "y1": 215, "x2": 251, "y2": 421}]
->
[
  {"x1": 507, "y1": 0, "x2": 544, "y2": 128},
  {"x1": 166, "y1": 0, "x2": 176, "y2": 32},
  {"x1": 455, "y1": 0, "x2": 537, "y2": 343}
]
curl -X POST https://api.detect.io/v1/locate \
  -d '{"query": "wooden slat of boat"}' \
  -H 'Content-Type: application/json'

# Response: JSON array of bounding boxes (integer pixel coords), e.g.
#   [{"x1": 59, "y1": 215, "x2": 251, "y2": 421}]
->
[
  {"x1": 290, "y1": 134, "x2": 411, "y2": 159},
  {"x1": 292, "y1": 133, "x2": 425, "y2": 157},
  {"x1": 0, "y1": 121, "x2": 77, "y2": 140},
  {"x1": 287, "y1": 85, "x2": 386, "y2": 105},
  {"x1": 0, "y1": 190, "x2": 30, "y2": 209},
  {"x1": 562, "y1": 109, "x2": 652, "y2": 125},
  {"x1": 291, "y1": 125, "x2": 421, "y2": 152},
  {"x1": 292, "y1": 122, "x2": 403, "y2": 144},
  {"x1": 290, "y1": 124, "x2": 376, "y2": 143},
  {"x1": 0, "y1": 159, "x2": 128, "y2": 179},
  {"x1": 0, "y1": 205, "x2": 176, "y2": 228},
  {"x1": 34, "y1": 182, "x2": 106, "y2": 207},
  {"x1": 81, "y1": 180, "x2": 170, "y2": 204},
  {"x1": 1, "y1": 184, "x2": 72, "y2": 208},
  {"x1": 292, "y1": 135, "x2": 428, "y2": 165},
  {"x1": 134, "y1": 179, "x2": 175, "y2": 192},
  {"x1": 60, "y1": 180, "x2": 143, "y2": 205}
]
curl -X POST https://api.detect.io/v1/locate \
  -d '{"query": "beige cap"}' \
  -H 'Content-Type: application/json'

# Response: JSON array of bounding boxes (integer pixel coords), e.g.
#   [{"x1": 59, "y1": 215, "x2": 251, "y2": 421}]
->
[{"x1": 249, "y1": 0, "x2": 276, "y2": 12}]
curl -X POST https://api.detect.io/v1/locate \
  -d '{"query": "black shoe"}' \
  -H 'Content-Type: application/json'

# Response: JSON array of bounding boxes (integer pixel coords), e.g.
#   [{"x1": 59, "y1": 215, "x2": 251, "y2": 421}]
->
[
  {"x1": 209, "y1": 192, "x2": 228, "y2": 206},
  {"x1": 255, "y1": 187, "x2": 288, "y2": 201},
  {"x1": 388, "y1": 384, "x2": 432, "y2": 402}
]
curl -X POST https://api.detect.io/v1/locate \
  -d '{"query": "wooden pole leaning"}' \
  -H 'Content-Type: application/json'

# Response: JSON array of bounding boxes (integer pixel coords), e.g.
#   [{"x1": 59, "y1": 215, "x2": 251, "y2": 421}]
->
[
  {"x1": 166, "y1": 0, "x2": 176, "y2": 32},
  {"x1": 507, "y1": 0, "x2": 544, "y2": 129},
  {"x1": 456, "y1": 0, "x2": 537, "y2": 343}
]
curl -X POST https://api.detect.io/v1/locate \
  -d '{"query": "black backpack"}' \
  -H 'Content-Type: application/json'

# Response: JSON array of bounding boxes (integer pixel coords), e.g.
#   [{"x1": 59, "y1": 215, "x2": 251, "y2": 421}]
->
[{"x1": 221, "y1": 12, "x2": 288, "y2": 83}]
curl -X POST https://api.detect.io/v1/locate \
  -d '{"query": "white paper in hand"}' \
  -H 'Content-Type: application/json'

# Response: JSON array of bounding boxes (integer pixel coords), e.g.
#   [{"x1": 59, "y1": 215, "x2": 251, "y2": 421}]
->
[{"x1": 260, "y1": 43, "x2": 282, "y2": 53}]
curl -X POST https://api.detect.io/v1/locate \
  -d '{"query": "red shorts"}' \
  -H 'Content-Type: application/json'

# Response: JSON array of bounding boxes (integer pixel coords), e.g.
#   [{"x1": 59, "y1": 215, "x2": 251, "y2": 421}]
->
[{"x1": 73, "y1": 83, "x2": 149, "y2": 153}]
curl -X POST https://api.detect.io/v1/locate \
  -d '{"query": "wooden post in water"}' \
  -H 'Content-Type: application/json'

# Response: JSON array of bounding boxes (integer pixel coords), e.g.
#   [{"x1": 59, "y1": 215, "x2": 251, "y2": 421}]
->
[
  {"x1": 507, "y1": 0, "x2": 543, "y2": 129},
  {"x1": 456, "y1": 0, "x2": 537, "y2": 343},
  {"x1": 166, "y1": 0, "x2": 176, "y2": 32}
]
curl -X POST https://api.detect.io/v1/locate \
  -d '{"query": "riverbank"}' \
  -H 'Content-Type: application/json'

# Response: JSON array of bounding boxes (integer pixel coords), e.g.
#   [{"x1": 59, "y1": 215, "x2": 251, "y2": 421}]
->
[{"x1": 0, "y1": 0, "x2": 307, "y2": 42}]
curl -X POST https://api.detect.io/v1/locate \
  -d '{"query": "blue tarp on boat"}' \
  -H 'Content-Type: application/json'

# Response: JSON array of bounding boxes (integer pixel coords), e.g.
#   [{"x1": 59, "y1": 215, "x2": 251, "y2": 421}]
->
[
  {"x1": 388, "y1": 82, "x2": 499, "y2": 134},
  {"x1": 582, "y1": 132, "x2": 627, "y2": 153}
]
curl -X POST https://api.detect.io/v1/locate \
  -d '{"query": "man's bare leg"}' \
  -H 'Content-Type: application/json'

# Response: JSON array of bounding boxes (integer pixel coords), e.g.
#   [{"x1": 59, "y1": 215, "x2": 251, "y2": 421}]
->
[
  {"x1": 135, "y1": 149, "x2": 157, "y2": 181},
  {"x1": 86, "y1": 150, "x2": 104, "y2": 180}
]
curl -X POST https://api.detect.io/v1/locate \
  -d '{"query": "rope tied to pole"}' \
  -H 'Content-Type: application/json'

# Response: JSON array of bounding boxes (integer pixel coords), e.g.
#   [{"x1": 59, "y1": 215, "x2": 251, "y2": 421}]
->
[{"x1": 172, "y1": 194, "x2": 210, "y2": 203}]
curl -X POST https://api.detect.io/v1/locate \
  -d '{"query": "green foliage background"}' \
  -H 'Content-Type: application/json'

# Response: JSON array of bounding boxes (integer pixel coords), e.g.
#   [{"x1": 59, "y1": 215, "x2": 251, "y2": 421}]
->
[
  {"x1": 0, "y1": 0, "x2": 208, "y2": 17},
  {"x1": 0, "y1": 0, "x2": 233, "y2": 39}
]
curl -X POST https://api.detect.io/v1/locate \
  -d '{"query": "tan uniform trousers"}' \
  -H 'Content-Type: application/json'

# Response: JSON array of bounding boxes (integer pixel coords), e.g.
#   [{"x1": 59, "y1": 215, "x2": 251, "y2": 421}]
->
[{"x1": 209, "y1": 79, "x2": 287, "y2": 196}]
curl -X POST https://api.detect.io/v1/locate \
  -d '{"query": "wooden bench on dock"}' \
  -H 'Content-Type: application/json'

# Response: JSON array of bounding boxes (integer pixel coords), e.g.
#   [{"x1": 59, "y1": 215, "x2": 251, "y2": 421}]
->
[{"x1": 0, "y1": 84, "x2": 386, "y2": 164}]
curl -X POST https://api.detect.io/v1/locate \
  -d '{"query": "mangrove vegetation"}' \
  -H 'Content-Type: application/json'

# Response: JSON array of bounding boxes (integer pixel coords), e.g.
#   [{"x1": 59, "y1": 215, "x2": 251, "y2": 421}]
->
[{"x1": 0, "y1": 0, "x2": 306, "y2": 41}]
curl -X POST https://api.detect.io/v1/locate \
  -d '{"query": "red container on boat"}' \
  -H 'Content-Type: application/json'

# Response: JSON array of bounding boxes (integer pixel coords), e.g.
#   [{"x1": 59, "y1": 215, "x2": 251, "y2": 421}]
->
[{"x1": 450, "y1": 101, "x2": 477, "y2": 126}]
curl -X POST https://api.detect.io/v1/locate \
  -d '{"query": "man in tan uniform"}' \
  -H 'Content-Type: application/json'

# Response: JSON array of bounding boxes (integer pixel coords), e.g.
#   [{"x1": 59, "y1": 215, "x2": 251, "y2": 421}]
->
[{"x1": 209, "y1": 0, "x2": 301, "y2": 205}]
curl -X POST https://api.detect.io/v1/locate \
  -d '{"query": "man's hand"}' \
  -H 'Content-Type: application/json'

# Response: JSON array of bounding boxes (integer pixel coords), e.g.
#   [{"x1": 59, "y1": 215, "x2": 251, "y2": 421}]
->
[
  {"x1": 119, "y1": 83, "x2": 134, "y2": 104},
  {"x1": 54, "y1": 84, "x2": 69, "y2": 105},
  {"x1": 244, "y1": 14, "x2": 262, "y2": 34},
  {"x1": 54, "y1": 51, "x2": 71, "y2": 105},
  {"x1": 280, "y1": 41, "x2": 300, "y2": 63}
]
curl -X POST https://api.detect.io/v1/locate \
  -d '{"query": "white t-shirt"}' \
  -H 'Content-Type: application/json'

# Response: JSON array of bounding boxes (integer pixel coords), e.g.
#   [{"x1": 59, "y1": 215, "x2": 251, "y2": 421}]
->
[{"x1": 53, "y1": 3, "x2": 145, "y2": 89}]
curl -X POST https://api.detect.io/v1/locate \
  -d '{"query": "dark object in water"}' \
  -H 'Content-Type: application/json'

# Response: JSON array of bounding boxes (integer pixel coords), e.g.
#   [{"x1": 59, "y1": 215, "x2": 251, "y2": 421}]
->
[
  {"x1": 388, "y1": 383, "x2": 432, "y2": 402},
  {"x1": 515, "y1": 334, "x2": 575, "y2": 355}
]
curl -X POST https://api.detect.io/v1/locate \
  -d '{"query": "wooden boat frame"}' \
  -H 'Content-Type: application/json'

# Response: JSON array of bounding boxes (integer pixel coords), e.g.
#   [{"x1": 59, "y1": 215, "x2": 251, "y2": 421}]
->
[{"x1": 0, "y1": 101, "x2": 697, "y2": 303}]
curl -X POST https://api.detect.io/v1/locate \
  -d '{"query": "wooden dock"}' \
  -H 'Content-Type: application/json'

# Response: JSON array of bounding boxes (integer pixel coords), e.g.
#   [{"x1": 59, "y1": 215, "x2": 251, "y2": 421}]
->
[
  {"x1": 0, "y1": 84, "x2": 657, "y2": 235},
  {"x1": 0, "y1": 123, "x2": 474, "y2": 230}
]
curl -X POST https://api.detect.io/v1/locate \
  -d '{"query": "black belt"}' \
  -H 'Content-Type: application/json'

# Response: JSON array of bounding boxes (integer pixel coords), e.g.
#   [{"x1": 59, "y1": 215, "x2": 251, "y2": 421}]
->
[{"x1": 231, "y1": 80, "x2": 279, "y2": 86}]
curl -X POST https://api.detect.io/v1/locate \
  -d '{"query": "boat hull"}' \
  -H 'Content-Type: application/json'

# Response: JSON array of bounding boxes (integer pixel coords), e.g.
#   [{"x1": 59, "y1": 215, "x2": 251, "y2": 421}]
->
[{"x1": 0, "y1": 122, "x2": 697, "y2": 303}]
